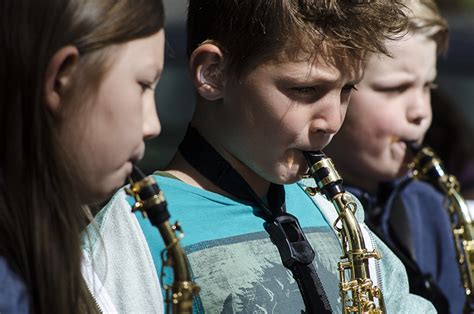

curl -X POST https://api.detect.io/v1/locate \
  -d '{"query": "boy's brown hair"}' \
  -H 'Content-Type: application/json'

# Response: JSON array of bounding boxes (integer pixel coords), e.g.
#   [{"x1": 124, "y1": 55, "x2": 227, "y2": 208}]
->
[{"x1": 187, "y1": 0, "x2": 408, "y2": 77}]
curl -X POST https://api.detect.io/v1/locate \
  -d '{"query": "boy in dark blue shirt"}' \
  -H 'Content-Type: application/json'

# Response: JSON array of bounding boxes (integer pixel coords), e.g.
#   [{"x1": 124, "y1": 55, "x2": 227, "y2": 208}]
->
[{"x1": 326, "y1": 1, "x2": 464, "y2": 312}]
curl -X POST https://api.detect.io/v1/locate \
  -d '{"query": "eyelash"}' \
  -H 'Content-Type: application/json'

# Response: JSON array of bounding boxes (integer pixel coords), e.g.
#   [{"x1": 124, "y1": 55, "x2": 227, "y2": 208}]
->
[
  {"x1": 378, "y1": 85, "x2": 409, "y2": 93},
  {"x1": 139, "y1": 82, "x2": 153, "y2": 92},
  {"x1": 426, "y1": 82, "x2": 438, "y2": 90},
  {"x1": 343, "y1": 84, "x2": 358, "y2": 92},
  {"x1": 291, "y1": 84, "x2": 357, "y2": 94},
  {"x1": 291, "y1": 86, "x2": 317, "y2": 94}
]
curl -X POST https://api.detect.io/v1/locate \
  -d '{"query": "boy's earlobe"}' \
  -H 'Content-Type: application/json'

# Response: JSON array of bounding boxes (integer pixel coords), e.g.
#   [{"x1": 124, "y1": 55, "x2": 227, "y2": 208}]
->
[
  {"x1": 43, "y1": 46, "x2": 79, "y2": 115},
  {"x1": 190, "y1": 43, "x2": 225, "y2": 101}
]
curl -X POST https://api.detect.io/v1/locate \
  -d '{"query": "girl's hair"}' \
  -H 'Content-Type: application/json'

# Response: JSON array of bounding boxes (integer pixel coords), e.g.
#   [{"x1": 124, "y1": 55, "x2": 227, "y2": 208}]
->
[
  {"x1": 404, "y1": 0, "x2": 449, "y2": 54},
  {"x1": 0, "y1": 0, "x2": 164, "y2": 312}
]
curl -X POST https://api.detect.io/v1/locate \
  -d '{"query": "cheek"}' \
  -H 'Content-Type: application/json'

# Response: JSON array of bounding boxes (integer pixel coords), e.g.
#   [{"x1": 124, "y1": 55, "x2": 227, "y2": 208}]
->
[
  {"x1": 99, "y1": 88, "x2": 143, "y2": 141},
  {"x1": 349, "y1": 93, "x2": 400, "y2": 139}
]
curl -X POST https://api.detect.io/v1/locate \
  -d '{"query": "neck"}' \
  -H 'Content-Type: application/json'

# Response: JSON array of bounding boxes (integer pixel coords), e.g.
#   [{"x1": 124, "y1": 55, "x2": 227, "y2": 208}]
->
[
  {"x1": 223, "y1": 153, "x2": 270, "y2": 198},
  {"x1": 334, "y1": 164, "x2": 378, "y2": 194},
  {"x1": 167, "y1": 126, "x2": 271, "y2": 198}
]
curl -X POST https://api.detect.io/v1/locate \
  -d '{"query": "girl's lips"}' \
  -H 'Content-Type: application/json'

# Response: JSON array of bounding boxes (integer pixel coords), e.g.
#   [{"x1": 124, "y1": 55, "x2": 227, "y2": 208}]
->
[{"x1": 129, "y1": 150, "x2": 145, "y2": 165}]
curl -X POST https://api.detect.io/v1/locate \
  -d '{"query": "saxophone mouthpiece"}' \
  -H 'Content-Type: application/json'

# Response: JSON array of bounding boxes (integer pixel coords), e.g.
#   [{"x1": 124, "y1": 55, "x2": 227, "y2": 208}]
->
[
  {"x1": 405, "y1": 141, "x2": 422, "y2": 155},
  {"x1": 130, "y1": 164, "x2": 146, "y2": 182}
]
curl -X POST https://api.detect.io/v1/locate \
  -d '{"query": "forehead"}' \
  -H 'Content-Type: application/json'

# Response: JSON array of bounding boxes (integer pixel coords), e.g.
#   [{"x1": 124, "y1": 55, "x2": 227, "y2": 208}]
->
[
  {"x1": 253, "y1": 51, "x2": 364, "y2": 83},
  {"x1": 365, "y1": 33, "x2": 437, "y2": 79},
  {"x1": 113, "y1": 30, "x2": 165, "y2": 74}
]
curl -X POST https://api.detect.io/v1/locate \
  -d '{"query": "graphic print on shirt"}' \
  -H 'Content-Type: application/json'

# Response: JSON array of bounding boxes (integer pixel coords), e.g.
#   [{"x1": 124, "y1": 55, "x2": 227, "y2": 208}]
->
[{"x1": 184, "y1": 227, "x2": 340, "y2": 313}]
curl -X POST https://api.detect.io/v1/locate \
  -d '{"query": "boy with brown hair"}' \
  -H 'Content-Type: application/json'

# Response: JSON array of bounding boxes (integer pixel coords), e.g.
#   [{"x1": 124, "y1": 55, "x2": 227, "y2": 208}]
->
[
  {"x1": 91, "y1": 0, "x2": 437, "y2": 312},
  {"x1": 326, "y1": 0, "x2": 465, "y2": 312}
]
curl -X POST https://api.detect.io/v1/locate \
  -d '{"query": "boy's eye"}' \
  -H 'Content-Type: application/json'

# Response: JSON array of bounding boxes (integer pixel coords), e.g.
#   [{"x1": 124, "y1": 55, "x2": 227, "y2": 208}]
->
[
  {"x1": 290, "y1": 86, "x2": 318, "y2": 95},
  {"x1": 288, "y1": 86, "x2": 325, "y2": 103},
  {"x1": 375, "y1": 83, "x2": 410, "y2": 94},
  {"x1": 342, "y1": 84, "x2": 358, "y2": 93},
  {"x1": 426, "y1": 82, "x2": 438, "y2": 90}
]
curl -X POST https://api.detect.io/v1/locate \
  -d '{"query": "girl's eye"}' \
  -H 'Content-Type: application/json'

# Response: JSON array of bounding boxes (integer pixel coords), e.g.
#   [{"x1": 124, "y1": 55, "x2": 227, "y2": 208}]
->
[{"x1": 139, "y1": 82, "x2": 153, "y2": 92}]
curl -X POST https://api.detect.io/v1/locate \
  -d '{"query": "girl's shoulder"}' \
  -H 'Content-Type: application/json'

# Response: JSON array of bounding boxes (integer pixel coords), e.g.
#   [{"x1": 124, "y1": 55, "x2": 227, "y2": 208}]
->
[{"x1": 0, "y1": 256, "x2": 29, "y2": 313}]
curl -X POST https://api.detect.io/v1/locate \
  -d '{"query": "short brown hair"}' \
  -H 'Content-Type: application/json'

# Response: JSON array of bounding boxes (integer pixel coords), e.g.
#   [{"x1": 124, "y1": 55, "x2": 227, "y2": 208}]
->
[
  {"x1": 404, "y1": 0, "x2": 449, "y2": 54},
  {"x1": 187, "y1": 0, "x2": 408, "y2": 77}
]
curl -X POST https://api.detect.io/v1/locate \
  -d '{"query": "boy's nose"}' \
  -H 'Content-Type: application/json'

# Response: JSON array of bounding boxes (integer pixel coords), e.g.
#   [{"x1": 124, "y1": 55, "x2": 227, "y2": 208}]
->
[
  {"x1": 406, "y1": 89, "x2": 431, "y2": 126},
  {"x1": 143, "y1": 96, "x2": 161, "y2": 140},
  {"x1": 310, "y1": 94, "x2": 344, "y2": 135}
]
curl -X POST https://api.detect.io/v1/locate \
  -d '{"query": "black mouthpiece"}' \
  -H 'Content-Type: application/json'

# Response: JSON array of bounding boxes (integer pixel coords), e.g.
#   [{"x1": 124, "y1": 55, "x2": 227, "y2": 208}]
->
[
  {"x1": 406, "y1": 141, "x2": 422, "y2": 155},
  {"x1": 130, "y1": 165, "x2": 146, "y2": 182},
  {"x1": 303, "y1": 151, "x2": 325, "y2": 166},
  {"x1": 303, "y1": 150, "x2": 345, "y2": 198},
  {"x1": 129, "y1": 165, "x2": 170, "y2": 227}
]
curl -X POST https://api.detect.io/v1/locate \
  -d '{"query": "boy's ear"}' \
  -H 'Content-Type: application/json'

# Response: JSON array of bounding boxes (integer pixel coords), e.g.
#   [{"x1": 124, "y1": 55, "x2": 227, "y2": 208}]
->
[
  {"x1": 43, "y1": 46, "x2": 79, "y2": 115},
  {"x1": 189, "y1": 43, "x2": 225, "y2": 101}
]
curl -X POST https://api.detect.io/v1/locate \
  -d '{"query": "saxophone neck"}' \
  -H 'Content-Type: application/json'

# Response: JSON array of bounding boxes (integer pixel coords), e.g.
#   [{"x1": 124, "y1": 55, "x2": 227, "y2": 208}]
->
[
  {"x1": 127, "y1": 166, "x2": 200, "y2": 313},
  {"x1": 303, "y1": 151, "x2": 345, "y2": 199},
  {"x1": 126, "y1": 166, "x2": 170, "y2": 227},
  {"x1": 303, "y1": 150, "x2": 385, "y2": 313},
  {"x1": 407, "y1": 142, "x2": 448, "y2": 185}
]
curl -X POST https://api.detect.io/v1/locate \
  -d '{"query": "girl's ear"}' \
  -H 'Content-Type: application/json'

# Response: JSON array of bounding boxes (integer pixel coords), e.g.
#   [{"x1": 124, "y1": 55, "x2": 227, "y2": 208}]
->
[
  {"x1": 189, "y1": 43, "x2": 226, "y2": 101},
  {"x1": 43, "y1": 46, "x2": 79, "y2": 115}
]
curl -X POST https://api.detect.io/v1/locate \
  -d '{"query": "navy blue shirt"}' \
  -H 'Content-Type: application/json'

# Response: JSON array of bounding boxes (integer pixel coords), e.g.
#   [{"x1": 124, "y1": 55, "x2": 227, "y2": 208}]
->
[
  {"x1": 0, "y1": 256, "x2": 29, "y2": 313},
  {"x1": 348, "y1": 178, "x2": 465, "y2": 314}
]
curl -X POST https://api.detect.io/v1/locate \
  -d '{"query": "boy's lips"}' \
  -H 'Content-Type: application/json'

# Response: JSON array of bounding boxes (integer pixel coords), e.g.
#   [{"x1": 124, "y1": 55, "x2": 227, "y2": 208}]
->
[{"x1": 389, "y1": 136, "x2": 421, "y2": 146}]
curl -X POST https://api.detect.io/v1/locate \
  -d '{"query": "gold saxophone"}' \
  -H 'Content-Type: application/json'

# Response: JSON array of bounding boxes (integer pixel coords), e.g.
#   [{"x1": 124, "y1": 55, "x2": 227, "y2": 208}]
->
[
  {"x1": 303, "y1": 151, "x2": 385, "y2": 314},
  {"x1": 127, "y1": 166, "x2": 200, "y2": 313},
  {"x1": 407, "y1": 143, "x2": 474, "y2": 312}
]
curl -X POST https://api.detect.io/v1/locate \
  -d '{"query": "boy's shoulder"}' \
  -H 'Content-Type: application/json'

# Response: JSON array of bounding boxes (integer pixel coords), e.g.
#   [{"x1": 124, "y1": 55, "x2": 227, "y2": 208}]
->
[{"x1": 400, "y1": 179, "x2": 445, "y2": 217}]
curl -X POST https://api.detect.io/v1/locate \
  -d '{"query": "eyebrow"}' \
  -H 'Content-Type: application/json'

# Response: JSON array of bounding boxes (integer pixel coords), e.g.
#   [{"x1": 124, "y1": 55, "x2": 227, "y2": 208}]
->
[{"x1": 278, "y1": 71, "x2": 361, "y2": 87}]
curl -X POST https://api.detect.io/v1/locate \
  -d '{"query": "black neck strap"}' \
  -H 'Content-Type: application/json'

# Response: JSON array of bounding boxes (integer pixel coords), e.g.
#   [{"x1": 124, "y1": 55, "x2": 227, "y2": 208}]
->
[
  {"x1": 179, "y1": 126, "x2": 331, "y2": 313},
  {"x1": 178, "y1": 126, "x2": 284, "y2": 221}
]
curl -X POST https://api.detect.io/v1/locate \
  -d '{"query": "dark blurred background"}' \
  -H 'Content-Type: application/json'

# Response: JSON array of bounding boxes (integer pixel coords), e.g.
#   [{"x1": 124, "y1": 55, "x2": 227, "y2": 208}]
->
[{"x1": 139, "y1": 0, "x2": 474, "y2": 178}]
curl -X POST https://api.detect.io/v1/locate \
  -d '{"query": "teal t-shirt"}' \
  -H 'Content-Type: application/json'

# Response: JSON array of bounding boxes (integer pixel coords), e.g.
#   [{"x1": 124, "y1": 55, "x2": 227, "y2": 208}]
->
[
  {"x1": 134, "y1": 175, "x2": 341, "y2": 312},
  {"x1": 131, "y1": 175, "x2": 436, "y2": 313}
]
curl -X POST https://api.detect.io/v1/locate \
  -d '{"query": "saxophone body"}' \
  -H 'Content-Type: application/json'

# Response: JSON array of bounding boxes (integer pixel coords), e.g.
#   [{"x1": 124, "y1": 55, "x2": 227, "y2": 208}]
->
[
  {"x1": 127, "y1": 166, "x2": 200, "y2": 313},
  {"x1": 303, "y1": 151, "x2": 385, "y2": 314},
  {"x1": 408, "y1": 143, "x2": 474, "y2": 312}
]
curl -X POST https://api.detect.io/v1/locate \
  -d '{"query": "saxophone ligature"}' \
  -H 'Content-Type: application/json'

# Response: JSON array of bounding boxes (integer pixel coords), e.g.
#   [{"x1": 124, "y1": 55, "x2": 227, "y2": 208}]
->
[
  {"x1": 126, "y1": 166, "x2": 200, "y2": 313},
  {"x1": 407, "y1": 142, "x2": 474, "y2": 312},
  {"x1": 303, "y1": 151, "x2": 385, "y2": 314}
]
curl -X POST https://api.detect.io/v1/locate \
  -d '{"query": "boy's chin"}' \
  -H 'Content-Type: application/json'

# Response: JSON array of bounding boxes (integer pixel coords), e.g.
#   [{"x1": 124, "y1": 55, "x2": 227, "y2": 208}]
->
[
  {"x1": 271, "y1": 168, "x2": 308, "y2": 185},
  {"x1": 396, "y1": 163, "x2": 411, "y2": 178},
  {"x1": 376, "y1": 166, "x2": 409, "y2": 183}
]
